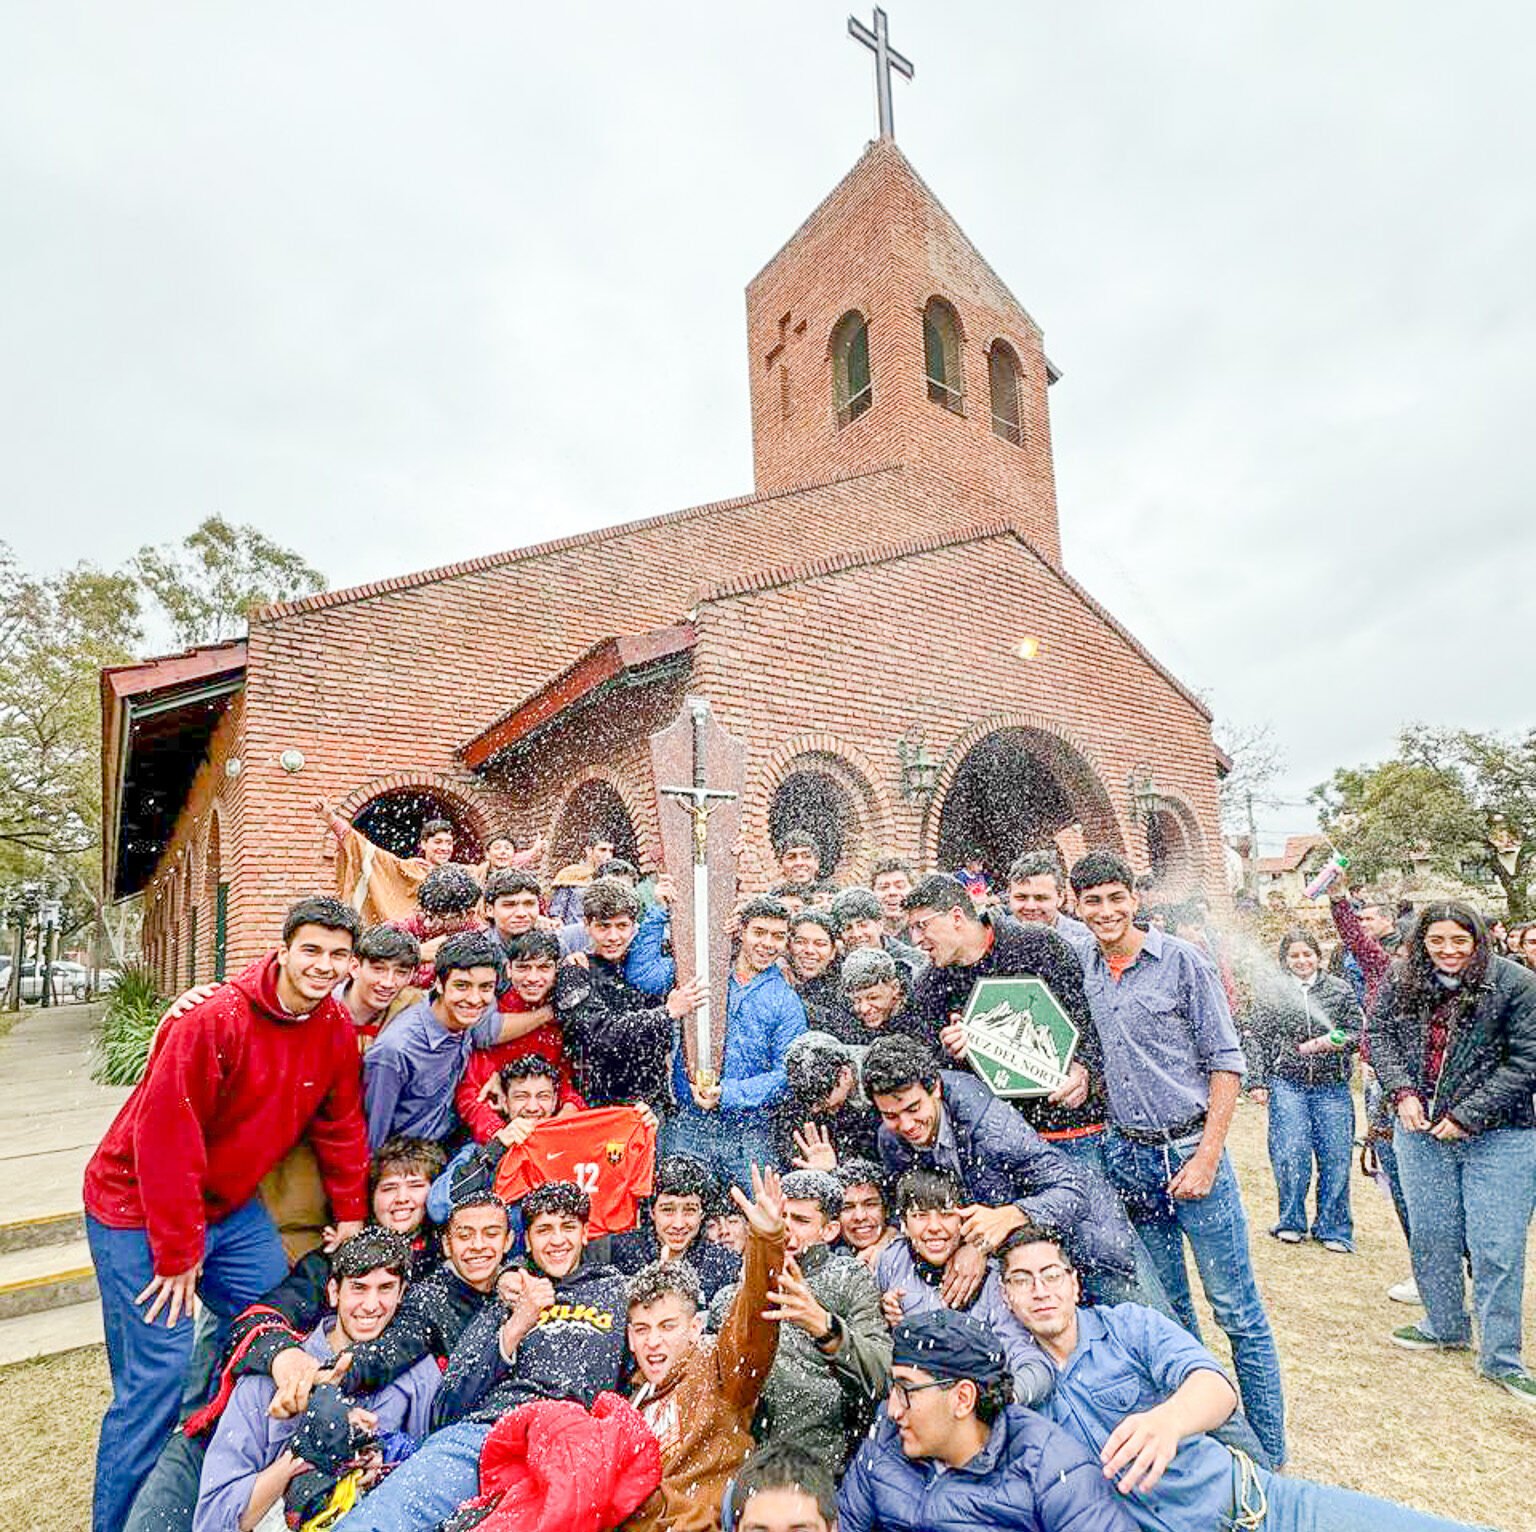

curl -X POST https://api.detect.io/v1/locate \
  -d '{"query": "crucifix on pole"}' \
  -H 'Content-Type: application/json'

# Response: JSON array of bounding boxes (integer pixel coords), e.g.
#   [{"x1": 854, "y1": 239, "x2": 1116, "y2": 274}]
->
[
  {"x1": 656, "y1": 699, "x2": 741, "y2": 1088},
  {"x1": 848, "y1": 7, "x2": 914, "y2": 140}
]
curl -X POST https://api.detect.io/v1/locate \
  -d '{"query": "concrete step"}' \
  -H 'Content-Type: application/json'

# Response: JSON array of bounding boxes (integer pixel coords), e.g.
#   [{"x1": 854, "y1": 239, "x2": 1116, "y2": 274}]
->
[
  {"x1": 0, "y1": 1299, "x2": 103, "y2": 1368},
  {"x1": 0, "y1": 1237, "x2": 98, "y2": 1321},
  {"x1": 0, "y1": 1209, "x2": 85, "y2": 1254}
]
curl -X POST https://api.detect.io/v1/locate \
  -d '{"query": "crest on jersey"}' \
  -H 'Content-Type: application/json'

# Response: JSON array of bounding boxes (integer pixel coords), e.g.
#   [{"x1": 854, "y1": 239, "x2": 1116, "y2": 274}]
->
[{"x1": 605, "y1": 1141, "x2": 625, "y2": 1164}]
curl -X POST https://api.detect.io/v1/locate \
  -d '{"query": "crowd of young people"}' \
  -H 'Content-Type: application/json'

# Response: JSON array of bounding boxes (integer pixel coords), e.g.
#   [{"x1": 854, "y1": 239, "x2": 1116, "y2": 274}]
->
[{"x1": 80, "y1": 813, "x2": 1532, "y2": 1532}]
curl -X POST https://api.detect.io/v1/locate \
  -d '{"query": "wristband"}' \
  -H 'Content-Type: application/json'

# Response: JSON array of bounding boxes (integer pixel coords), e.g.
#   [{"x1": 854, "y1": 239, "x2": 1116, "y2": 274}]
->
[{"x1": 1328, "y1": 1029, "x2": 1348, "y2": 1047}]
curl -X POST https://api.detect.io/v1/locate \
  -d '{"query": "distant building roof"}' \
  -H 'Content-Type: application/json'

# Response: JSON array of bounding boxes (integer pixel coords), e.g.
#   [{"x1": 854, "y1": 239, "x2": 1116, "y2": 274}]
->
[
  {"x1": 101, "y1": 640, "x2": 247, "y2": 899},
  {"x1": 1256, "y1": 834, "x2": 1327, "y2": 876}
]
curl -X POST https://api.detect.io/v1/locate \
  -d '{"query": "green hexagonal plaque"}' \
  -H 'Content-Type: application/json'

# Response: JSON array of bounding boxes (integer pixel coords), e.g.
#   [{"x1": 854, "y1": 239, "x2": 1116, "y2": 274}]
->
[{"x1": 959, "y1": 976, "x2": 1079, "y2": 1098}]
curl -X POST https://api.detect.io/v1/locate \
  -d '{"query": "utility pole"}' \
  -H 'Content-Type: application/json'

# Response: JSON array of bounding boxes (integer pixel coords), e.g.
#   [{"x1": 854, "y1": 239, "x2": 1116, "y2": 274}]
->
[{"x1": 1246, "y1": 792, "x2": 1260, "y2": 899}]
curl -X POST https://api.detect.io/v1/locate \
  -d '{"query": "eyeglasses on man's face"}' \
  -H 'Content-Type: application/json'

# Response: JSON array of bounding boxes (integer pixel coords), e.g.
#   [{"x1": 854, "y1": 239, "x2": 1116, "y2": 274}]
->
[
  {"x1": 1001, "y1": 1263, "x2": 1073, "y2": 1293},
  {"x1": 889, "y1": 1376, "x2": 959, "y2": 1410}
]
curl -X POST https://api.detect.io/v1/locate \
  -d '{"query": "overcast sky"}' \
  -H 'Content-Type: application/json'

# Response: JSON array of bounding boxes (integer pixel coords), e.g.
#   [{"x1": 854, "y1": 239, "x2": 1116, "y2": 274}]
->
[{"x1": 3, "y1": 2, "x2": 1531, "y2": 850}]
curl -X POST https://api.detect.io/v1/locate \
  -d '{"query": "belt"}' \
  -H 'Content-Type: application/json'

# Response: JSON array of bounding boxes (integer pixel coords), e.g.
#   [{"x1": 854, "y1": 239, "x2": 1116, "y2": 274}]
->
[
  {"x1": 1039, "y1": 1122, "x2": 1107, "y2": 1143},
  {"x1": 1114, "y1": 1112, "x2": 1206, "y2": 1146}
]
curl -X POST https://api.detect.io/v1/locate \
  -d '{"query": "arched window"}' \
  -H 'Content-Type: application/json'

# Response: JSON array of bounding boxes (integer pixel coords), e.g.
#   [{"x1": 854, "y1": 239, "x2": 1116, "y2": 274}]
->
[
  {"x1": 923, "y1": 298, "x2": 964, "y2": 413},
  {"x1": 352, "y1": 788, "x2": 482, "y2": 863},
  {"x1": 831, "y1": 311, "x2": 872, "y2": 427},
  {"x1": 988, "y1": 340, "x2": 1024, "y2": 446}
]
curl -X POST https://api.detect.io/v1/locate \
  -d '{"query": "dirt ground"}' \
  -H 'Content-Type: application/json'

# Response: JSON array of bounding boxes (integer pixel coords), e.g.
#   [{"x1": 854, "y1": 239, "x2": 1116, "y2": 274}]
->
[{"x1": 2, "y1": 1101, "x2": 1533, "y2": 1532}]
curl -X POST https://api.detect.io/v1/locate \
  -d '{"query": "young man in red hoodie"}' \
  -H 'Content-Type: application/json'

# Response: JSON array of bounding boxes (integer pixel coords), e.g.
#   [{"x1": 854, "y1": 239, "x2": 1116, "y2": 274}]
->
[{"x1": 83, "y1": 895, "x2": 372, "y2": 1532}]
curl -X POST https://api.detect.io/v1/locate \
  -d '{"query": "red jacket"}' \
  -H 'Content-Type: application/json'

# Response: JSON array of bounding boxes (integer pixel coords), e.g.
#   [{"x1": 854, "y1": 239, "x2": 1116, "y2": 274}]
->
[
  {"x1": 455, "y1": 991, "x2": 582, "y2": 1143},
  {"x1": 83, "y1": 955, "x2": 369, "y2": 1275},
  {"x1": 459, "y1": 1392, "x2": 661, "y2": 1532}
]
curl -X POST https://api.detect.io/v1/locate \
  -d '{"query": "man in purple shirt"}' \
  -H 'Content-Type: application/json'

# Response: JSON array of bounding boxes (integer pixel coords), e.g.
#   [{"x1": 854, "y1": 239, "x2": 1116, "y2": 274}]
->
[
  {"x1": 192, "y1": 1231, "x2": 439, "y2": 1532},
  {"x1": 362, "y1": 932, "x2": 533, "y2": 1148},
  {"x1": 1069, "y1": 850, "x2": 1286, "y2": 1470}
]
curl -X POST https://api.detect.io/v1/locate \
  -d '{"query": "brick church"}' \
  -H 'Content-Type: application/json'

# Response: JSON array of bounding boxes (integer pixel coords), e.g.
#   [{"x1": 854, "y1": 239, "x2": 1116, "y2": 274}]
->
[{"x1": 103, "y1": 135, "x2": 1225, "y2": 990}]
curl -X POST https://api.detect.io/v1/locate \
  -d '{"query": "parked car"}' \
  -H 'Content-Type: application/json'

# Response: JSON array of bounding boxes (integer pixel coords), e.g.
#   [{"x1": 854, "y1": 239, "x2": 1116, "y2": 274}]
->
[{"x1": 14, "y1": 961, "x2": 89, "y2": 1002}]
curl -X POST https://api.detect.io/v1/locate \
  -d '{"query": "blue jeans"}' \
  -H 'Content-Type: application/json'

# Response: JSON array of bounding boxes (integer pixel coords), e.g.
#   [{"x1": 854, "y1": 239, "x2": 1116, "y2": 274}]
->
[
  {"x1": 662, "y1": 1108, "x2": 777, "y2": 1192},
  {"x1": 1103, "y1": 1130, "x2": 1286, "y2": 1467},
  {"x1": 123, "y1": 1429, "x2": 204, "y2": 1532},
  {"x1": 1266, "y1": 1079, "x2": 1355, "y2": 1247},
  {"x1": 333, "y1": 1420, "x2": 490, "y2": 1530},
  {"x1": 87, "y1": 1200, "x2": 289, "y2": 1532},
  {"x1": 1257, "y1": 1468, "x2": 1494, "y2": 1530},
  {"x1": 1392, "y1": 1124, "x2": 1536, "y2": 1377},
  {"x1": 1365, "y1": 1072, "x2": 1412, "y2": 1240}
]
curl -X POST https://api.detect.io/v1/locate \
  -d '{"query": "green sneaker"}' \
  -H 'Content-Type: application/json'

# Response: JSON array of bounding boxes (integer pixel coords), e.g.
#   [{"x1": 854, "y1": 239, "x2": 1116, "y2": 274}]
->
[
  {"x1": 1391, "y1": 1325, "x2": 1468, "y2": 1351},
  {"x1": 1492, "y1": 1373, "x2": 1536, "y2": 1404}
]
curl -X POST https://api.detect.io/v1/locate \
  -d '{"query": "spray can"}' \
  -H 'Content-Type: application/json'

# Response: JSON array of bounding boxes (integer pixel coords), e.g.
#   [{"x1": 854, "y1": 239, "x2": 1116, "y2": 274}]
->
[{"x1": 1303, "y1": 852, "x2": 1349, "y2": 902}]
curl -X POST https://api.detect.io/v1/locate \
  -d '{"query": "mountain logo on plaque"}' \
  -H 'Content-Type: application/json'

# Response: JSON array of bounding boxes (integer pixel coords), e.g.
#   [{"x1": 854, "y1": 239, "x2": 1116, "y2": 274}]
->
[{"x1": 958, "y1": 977, "x2": 1079, "y2": 1098}]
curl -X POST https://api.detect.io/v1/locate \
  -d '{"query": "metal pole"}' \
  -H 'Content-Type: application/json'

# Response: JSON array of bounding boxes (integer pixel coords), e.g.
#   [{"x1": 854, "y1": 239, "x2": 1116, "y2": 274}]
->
[{"x1": 1246, "y1": 792, "x2": 1260, "y2": 899}]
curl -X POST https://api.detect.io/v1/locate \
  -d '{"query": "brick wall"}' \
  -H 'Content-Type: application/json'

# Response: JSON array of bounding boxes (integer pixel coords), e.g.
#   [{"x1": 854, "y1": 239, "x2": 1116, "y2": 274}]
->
[
  {"x1": 689, "y1": 532, "x2": 1222, "y2": 894},
  {"x1": 748, "y1": 139, "x2": 1062, "y2": 564}
]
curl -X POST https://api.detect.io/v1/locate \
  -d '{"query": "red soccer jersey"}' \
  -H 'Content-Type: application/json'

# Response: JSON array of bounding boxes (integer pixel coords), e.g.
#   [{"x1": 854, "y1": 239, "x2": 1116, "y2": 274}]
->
[{"x1": 492, "y1": 1105, "x2": 656, "y2": 1235}]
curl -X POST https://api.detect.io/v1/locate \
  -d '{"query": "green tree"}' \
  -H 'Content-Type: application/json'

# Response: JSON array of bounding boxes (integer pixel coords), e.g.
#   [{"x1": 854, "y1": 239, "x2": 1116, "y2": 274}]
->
[
  {"x1": 1312, "y1": 725, "x2": 1536, "y2": 918},
  {"x1": 0, "y1": 546, "x2": 143, "y2": 864},
  {"x1": 133, "y1": 515, "x2": 326, "y2": 646}
]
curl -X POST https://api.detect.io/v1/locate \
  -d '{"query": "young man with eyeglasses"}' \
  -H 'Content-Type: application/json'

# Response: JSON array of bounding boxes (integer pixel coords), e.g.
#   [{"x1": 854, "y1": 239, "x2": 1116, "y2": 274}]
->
[
  {"x1": 998, "y1": 1228, "x2": 1489, "y2": 1532},
  {"x1": 837, "y1": 1310, "x2": 1137, "y2": 1532}
]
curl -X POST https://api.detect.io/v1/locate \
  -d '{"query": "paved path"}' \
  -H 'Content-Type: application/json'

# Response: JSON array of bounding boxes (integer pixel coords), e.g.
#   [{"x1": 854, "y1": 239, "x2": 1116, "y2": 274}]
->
[{"x1": 0, "y1": 1003, "x2": 128, "y2": 1226}]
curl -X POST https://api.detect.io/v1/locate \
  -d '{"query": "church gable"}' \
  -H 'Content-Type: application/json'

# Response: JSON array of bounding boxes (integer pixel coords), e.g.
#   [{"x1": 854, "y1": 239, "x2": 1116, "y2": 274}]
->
[{"x1": 688, "y1": 527, "x2": 1219, "y2": 886}]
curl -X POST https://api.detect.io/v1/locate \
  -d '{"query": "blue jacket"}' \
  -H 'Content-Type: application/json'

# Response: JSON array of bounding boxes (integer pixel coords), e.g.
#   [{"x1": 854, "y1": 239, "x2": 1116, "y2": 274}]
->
[
  {"x1": 878, "y1": 1072, "x2": 1137, "y2": 1277},
  {"x1": 838, "y1": 1404, "x2": 1138, "y2": 1532},
  {"x1": 626, "y1": 903, "x2": 676, "y2": 995},
  {"x1": 671, "y1": 963, "x2": 807, "y2": 1117}
]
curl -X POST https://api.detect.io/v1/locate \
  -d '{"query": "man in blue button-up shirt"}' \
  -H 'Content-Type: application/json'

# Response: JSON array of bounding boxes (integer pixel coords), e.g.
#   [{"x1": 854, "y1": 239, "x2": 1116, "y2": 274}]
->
[
  {"x1": 997, "y1": 1228, "x2": 1490, "y2": 1532},
  {"x1": 1068, "y1": 850, "x2": 1286, "y2": 1469}
]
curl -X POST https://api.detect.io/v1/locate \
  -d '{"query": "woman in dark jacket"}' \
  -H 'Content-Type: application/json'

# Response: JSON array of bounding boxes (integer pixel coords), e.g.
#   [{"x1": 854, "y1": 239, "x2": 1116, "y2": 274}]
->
[
  {"x1": 1247, "y1": 929, "x2": 1363, "y2": 1252},
  {"x1": 1368, "y1": 903, "x2": 1536, "y2": 1402}
]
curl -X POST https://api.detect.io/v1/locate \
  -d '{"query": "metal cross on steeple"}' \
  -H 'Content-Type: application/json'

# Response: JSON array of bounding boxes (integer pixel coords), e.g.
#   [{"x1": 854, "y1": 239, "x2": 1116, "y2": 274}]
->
[{"x1": 848, "y1": 7, "x2": 914, "y2": 140}]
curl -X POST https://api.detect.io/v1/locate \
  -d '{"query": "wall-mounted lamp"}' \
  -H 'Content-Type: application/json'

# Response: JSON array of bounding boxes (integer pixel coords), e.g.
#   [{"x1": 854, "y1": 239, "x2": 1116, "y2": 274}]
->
[
  {"x1": 280, "y1": 748, "x2": 306, "y2": 774},
  {"x1": 897, "y1": 730, "x2": 940, "y2": 805},
  {"x1": 1127, "y1": 767, "x2": 1159, "y2": 827}
]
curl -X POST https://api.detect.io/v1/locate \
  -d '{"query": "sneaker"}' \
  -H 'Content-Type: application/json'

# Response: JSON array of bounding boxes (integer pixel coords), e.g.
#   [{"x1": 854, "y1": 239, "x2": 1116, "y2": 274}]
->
[
  {"x1": 1269, "y1": 1228, "x2": 1304, "y2": 1244},
  {"x1": 1391, "y1": 1324, "x2": 1467, "y2": 1351},
  {"x1": 1492, "y1": 1373, "x2": 1536, "y2": 1404},
  {"x1": 1387, "y1": 1277, "x2": 1421, "y2": 1305},
  {"x1": 1321, "y1": 1240, "x2": 1353, "y2": 1254}
]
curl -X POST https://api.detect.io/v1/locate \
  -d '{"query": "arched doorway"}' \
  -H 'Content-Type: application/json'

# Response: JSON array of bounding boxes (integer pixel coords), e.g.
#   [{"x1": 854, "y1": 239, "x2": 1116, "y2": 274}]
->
[
  {"x1": 352, "y1": 787, "x2": 485, "y2": 863},
  {"x1": 934, "y1": 726, "x2": 1121, "y2": 886},
  {"x1": 1145, "y1": 804, "x2": 1200, "y2": 895},
  {"x1": 769, "y1": 769, "x2": 856, "y2": 877},
  {"x1": 549, "y1": 778, "x2": 640, "y2": 873}
]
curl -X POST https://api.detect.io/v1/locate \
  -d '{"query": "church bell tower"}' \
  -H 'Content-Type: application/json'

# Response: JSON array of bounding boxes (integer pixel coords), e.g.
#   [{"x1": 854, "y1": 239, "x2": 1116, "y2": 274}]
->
[{"x1": 745, "y1": 12, "x2": 1063, "y2": 565}]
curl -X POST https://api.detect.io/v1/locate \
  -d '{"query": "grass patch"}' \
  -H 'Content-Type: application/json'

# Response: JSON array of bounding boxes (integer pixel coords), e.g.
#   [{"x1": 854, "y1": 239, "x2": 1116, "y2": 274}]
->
[{"x1": 91, "y1": 964, "x2": 165, "y2": 1086}]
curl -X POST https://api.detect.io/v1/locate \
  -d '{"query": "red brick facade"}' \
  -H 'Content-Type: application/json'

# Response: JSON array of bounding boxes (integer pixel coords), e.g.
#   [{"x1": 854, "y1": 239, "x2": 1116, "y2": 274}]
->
[{"x1": 125, "y1": 141, "x2": 1223, "y2": 992}]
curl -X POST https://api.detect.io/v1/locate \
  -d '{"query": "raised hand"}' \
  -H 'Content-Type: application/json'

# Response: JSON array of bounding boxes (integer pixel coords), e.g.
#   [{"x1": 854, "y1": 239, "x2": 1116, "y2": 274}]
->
[
  {"x1": 763, "y1": 1254, "x2": 833, "y2": 1338},
  {"x1": 730, "y1": 1162, "x2": 787, "y2": 1239},
  {"x1": 792, "y1": 1121, "x2": 837, "y2": 1172}
]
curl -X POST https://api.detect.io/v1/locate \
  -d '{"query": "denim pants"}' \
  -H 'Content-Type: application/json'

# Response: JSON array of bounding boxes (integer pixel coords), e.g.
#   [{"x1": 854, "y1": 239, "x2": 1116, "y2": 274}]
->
[
  {"x1": 661, "y1": 1108, "x2": 777, "y2": 1192},
  {"x1": 1364, "y1": 1071, "x2": 1412, "y2": 1240},
  {"x1": 332, "y1": 1420, "x2": 491, "y2": 1530},
  {"x1": 1266, "y1": 1079, "x2": 1355, "y2": 1247},
  {"x1": 1256, "y1": 1467, "x2": 1494, "y2": 1530},
  {"x1": 87, "y1": 1200, "x2": 289, "y2": 1532},
  {"x1": 1392, "y1": 1124, "x2": 1536, "y2": 1377},
  {"x1": 1103, "y1": 1129, "x2": 1286, "y2": 1467}
]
